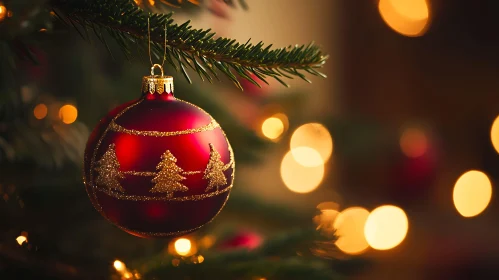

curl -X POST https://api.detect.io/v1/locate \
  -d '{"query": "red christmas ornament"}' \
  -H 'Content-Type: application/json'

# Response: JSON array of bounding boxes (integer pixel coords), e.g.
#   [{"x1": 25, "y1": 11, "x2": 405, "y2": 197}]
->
[{"x1": 83, "y1": 65, "x2": 235, "y2": 238}]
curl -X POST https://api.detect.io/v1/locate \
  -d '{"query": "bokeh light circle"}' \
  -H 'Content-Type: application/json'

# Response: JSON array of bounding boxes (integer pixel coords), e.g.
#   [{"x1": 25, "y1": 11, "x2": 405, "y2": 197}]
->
[
  {"x1": 59, "y1": 104, "x2": 78, "y2": 124},
  {"x1": 378, "y1": 0, "x2": 430, "y2": 37},
  {"x1": 280, "y1": 150, "x2": 324, "y2": 193},
  {"x1": 262, "y1": 117, "x2": 284, "y2": 140},
  {"x1": 491, "y1": 115, "x2": 499, "y2": 154},
  {"x1": 290, "y1": 123, "x2": 333, "y2": 162},
  {"x1": 174, "y1": 238, "x2": 192, "y2": 256},
  {"x1": 334, "y1": 207, "x2": 370, "y2": 255},
  {"x1": 400, "y1": 128, "x2": 428, "y2": 158},
  {"x1": 453, "y1": 170, "x2": 492, "y2": 218},
  {"x1": 33, "y1": 103, "x2": 48, "y2": 120},
  {"x1": 364, "y1": 205, "x2": 409, "y2": 250}
]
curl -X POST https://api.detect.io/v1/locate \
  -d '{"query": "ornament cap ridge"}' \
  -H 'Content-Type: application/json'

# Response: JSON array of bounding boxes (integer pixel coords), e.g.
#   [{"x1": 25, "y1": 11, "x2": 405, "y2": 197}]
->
[{"x1": 142, "y1": 64, "x2": 174, "y2": 95}]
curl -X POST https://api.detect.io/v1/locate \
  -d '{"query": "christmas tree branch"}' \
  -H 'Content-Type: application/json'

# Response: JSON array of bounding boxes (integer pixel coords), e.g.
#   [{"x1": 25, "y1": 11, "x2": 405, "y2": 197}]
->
[{"x1": 51, "y1": 0, "x2": 327, "y2": 89}]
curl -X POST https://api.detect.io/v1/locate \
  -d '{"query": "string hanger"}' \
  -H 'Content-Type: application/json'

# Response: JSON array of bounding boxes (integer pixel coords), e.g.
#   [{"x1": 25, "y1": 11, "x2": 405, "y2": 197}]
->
[{"x1": 148, "y1": 17, "x2": 167, "y2": 76}]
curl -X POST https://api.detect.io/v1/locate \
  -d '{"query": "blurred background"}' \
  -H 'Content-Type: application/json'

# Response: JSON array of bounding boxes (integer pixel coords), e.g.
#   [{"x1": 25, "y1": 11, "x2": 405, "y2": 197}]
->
[{"x1": 1, "y1": 0, "x2": 499, "y2": 279}]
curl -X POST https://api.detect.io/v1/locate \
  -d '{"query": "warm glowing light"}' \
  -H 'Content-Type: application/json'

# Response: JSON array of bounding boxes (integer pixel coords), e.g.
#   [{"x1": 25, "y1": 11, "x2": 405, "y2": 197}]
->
[
  {"x1": 58, "y1": 104, "x2": 78, "y2": 124},
  {"x1": 148, "y1": 0, "x2": 155, "y2": 5},
  {"x1": 280, "y1": 150, "x2": 324, "y2": 193},
  {"x1": 113, "y1": 260, "x2": 125, "y2": 272},
  {"x1": 123, "y1": 272, "x2": 132, "y2": 279},
  {"x1": 453, "y1": 170, "x2": 492, "y2": 218},
  {"x1": 378, "y1": 0, "x2": 430, "y2": 37},
  {"x1": 174, "y1": 238, "x2": 192, "y2": 256},
  {"x1": 262, "y1": 117, "x2": 284, "y2": 140},
  {"x1": 33, "y1": 103, "x2": 48, "y2": 120},
  {"x1": 291, "y1": 146, "x2": 324, "y2": 167},
  {"x1": 290, "y1": 123, "x2": 333, "y2": 163},
  {"x1": 197, "y1": 255, "x2": 205, "y2": 263},
  {"x1": 199, "y1": 235, "x2": 216, "y2": 249},
  {"x1": 314, "y1": 209, "x2": 340, "y2": 236},
  {"x1": 134, "y1": 0, "x2": 143, "y2": 5},
  {"x1": 16, "y1": 236, "x2": 27, "y2": 245},
  {"x1": 0, "y1": 5, "x2": 7, "y2": 21},
  {"x1": 491, "y1": 115, "x2": 499, "y2": 154},
  {"x1": 317, "y1": 201, "x2": 339, "y2": 211},
  {"x1": 334, "y1": 207, "x2": 370, "y2": 255},
  {"x1": 364, "y1": 205, "x2": 409, "y2": 250},
  {"x1": 400, "y1": 128, "x2": 428, "y2": 158}
]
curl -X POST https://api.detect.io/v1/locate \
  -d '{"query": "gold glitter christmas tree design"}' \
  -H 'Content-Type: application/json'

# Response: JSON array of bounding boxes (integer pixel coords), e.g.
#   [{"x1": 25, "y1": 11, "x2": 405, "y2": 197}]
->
[
  {"x1": 95, "y1": 144, "x2": 125, "y2": 192},
  {"x1": 203, "y1": 143, "x2": 227, "y2": 192},
  {"x1": 150, "y1": 150, "x2": 188, "y2": 197}
]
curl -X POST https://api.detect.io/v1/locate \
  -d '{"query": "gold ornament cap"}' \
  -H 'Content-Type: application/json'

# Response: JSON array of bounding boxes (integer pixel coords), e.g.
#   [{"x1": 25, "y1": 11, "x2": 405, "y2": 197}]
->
[{"x1": 142, "y1": 64, "x2": 174, "y2": 94}]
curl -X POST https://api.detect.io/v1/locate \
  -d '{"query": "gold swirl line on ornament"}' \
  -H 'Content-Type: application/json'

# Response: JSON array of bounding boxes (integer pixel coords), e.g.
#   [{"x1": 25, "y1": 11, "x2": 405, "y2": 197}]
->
[
  {"x1": 121, "y1": 171, "x2": 156, "y2": 176},
  {"x1": 87, "y1": 99, "x2": 145, "y2": 214},
  {"x1": 95, "y1": 183, "x2": 232, "y2": 202},
  {"x1": 109, "y1": 119, "x2": 220, "y2": 137},
  {"x1": 121, "y1": 159, "x2": 235, "y2": 177}
]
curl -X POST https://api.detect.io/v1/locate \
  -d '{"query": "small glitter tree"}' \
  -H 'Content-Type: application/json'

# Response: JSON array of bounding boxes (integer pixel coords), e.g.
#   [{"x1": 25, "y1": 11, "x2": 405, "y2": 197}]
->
[
  {"x1": 203, "y1": 143, "x2": 227, "y2": 192},
  {"x1": 150, "y1": 150, "x2": 188, "y2": 197},
  {"x1": 95, "y1": 144, "x2": 125, "y2": 192}
]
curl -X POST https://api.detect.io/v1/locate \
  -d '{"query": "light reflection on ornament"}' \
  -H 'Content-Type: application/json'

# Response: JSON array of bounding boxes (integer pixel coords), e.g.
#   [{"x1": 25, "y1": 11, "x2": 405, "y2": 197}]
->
[
  {"x1": 490, "y1": 115, "x2": 499, "y2": 154},
  {"x1": 334, "y1": 207, "x2": 370, "y2": 255},
  {"x1": 280, "y1": 150, "x2": 324, "y2": 193},
  {"x1": 174, "y1": 238, "x2": 192, "y2": 256},
  {"x1": 364, "y1": 205, "x2": 409, "y2": 250},
  {"x1": 378, "y1": 0, "x2": 430, "y2": 37},
  {"x1": 34, "y1": 103, "x2": 48, "y2": 120},
  {"x1": 453, "y1": 170, "x2": 492, "y2": 218},
  {"x1": 59, "y1": 104, "x2": 78, "y2": 124},
  {"x1": 400, "y1": 128, "x2": 428, "y2": 158},
  {"x1": 290, "y1": 123, "x2": 333, "y2": 163}
]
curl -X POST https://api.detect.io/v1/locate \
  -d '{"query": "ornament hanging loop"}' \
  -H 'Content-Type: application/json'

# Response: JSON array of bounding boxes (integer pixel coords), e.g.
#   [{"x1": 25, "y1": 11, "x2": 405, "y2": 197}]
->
[
  {"x1": 147, "y1": 17, "x2": 167, "y2": 71},
  {"x1": 151, "y1": 64, "x2": 164, "y2": 76}
]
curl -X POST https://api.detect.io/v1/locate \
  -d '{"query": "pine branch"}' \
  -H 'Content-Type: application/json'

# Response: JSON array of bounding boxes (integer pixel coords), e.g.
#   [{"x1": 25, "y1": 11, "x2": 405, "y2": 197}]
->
[{"x1": 51, "y1": 0, "x2": 327, "y2": 89}]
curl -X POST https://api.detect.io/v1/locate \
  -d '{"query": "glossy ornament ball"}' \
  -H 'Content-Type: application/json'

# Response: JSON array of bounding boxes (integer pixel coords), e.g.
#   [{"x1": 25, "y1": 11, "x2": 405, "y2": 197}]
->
[{"x1": 83, "y1": 73, "x2": 234, "y2": 238}]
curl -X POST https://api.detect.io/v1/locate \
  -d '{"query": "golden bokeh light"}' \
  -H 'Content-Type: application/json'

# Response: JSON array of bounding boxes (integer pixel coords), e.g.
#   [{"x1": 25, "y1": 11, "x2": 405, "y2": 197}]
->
[
  {"x1": 364, "y1": 205, "x2": 409, "y2": 250},
  {"x1": 262, "y1": 117, "x2": 284, "y2": 140},
  {"x1": 290, "y1": 123, "x2": 333, "y2": 163},
  {"x1": 174, "y1": 238, "x2": 192, "y2": 256},
  {"x1": 400, "y1": 128, "x2": 428, "y2": 158},
  {"x1": 291, "y1": 146, "x2": 324, "y2": 167},
  {"x1": 33, "y1": 103, "x2": 48, "y2": 120},
  {"x1": 113, "y1": 260, "x2": 125, "y2": 271},
  {"x1": 491, "y1": 115, "x2": 499, "y2": 154},
  {"x1": 317, "y1": 201, "x2": 340, "y2": 211},
  {"x1": 280, "y1": 150, "x2": 324, "y2": 194},
  {"x1": 197, "y1": 255, "x2": 205, "y2": 263},
  {"x1": 334, "y1": 207, "x2": 370, "y2": 255},
  {"x1": 0, "y1": 5, "x2": 7, "y2": 22},
  {"x1": 16, "y1": 235, "x2": 27, "y2": 245},
  {"x1": 58, "y1": 104, "x2": 78, "y2": 124},
  {"x1": 453, "y1": 170, "x2": 492, "y2": 218},
  {"x1": 378, "y1": 0, "x2": 430, "y2": 37}
]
